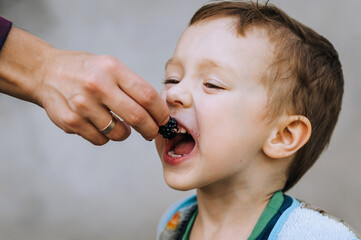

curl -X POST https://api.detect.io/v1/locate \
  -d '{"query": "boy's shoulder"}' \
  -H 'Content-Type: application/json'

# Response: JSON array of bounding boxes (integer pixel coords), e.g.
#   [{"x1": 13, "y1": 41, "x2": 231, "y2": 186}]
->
[
  {"x1": 276, "y1": 199, "x2": 360, "y2": 240},
  {"x1": 157, "y1": 195, "x2": 197, "y2": 240},
  {"x1": 157, "y1": 194, "x2": 360, "y2": 240}
]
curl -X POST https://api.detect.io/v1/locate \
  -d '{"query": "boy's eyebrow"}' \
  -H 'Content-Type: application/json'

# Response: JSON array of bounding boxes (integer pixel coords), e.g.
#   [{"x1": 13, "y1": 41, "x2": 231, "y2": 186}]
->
[
  {"x1": 165, "y1": 58, "x2": 225, "y2": 70},
  {"x1": 200, "y1": 59, "x2": 223, "y2": 69}
]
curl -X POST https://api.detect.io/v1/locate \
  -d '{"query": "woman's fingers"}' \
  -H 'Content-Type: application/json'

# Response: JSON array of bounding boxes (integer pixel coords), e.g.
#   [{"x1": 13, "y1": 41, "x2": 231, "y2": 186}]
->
[
  {"x1": 67, "y1": 92, "x2": 131, "y2": 141},
  {"x1": 114, "y1": 62, "x2": 170, "y2": 125},
  {"x1": 84, "y1": 56, "x2": 169, "y2": 140},
  {"x1": 97, "y1": 58, "x2": 170, "y2": 131},
  {"x1": 75, "y1": 121, "x2": 110, "y2": 146},
  {"x1": 104, "y1": 87, "x2": 160, "y2": 140},
  {"x1": 42, "y1": 94, "x2": 108, "y2": 145}
]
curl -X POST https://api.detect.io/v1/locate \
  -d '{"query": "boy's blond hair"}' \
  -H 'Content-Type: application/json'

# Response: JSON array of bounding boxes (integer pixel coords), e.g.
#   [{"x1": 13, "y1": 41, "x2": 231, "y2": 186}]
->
[{"x1": 190, "y1": 1, "x2": 344, "y2": 191}]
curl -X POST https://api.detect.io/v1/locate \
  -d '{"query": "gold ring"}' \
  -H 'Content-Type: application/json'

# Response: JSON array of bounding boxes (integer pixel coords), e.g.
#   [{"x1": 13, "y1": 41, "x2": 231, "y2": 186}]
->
[{"x1": 100, "y1": 114, "x2": 117, "y2": 134}]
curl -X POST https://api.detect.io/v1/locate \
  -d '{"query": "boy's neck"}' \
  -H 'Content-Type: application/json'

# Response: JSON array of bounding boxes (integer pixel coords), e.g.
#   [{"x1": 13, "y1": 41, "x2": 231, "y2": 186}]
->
[{"x1": 191, "y1": 173, "x2": 284, "y2": 239}]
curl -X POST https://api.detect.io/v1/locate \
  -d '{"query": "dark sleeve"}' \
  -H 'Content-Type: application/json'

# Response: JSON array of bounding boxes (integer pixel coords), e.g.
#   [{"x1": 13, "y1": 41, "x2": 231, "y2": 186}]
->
[{"x1": 0, "y1": 16, "x2": 13, "y2": 51}]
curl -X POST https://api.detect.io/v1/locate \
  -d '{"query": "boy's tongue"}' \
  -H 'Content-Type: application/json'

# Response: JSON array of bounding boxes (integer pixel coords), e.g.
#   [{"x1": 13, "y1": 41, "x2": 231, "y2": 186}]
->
[{"x1": 173, "y1": 138, "x2": 195, "y2": 155}]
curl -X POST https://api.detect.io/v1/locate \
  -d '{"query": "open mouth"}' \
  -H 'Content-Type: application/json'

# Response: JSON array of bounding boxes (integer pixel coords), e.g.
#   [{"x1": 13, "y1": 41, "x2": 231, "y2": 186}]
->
[{"x1": 166, "y1": 126, "x2": 196, "y2": 159}]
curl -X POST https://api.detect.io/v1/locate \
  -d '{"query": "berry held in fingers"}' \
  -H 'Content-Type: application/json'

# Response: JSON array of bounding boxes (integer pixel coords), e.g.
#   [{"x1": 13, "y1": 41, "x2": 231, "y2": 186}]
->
[{"x1": 159, "y1": 116, "x2": 179, "y2": 139}]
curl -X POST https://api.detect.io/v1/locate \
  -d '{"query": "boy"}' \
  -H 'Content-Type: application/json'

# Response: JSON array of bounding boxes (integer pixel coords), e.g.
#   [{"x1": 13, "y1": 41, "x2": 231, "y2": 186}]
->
[{"x1": 155, "y1": 1, "x2": 360, "y2": 240}]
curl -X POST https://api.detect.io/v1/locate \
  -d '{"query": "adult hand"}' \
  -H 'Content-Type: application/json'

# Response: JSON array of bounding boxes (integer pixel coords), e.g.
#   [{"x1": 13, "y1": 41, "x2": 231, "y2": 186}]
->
[
  {"x1": 38, "y1": 50, "x2": 170, "y2": 145},
  {"x1": 0, "y1": 27, "x2": 169, "y2": 145}
]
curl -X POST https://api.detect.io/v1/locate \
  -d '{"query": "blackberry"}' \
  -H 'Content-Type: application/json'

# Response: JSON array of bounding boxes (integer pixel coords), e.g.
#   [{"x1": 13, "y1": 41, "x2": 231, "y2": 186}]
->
[{"x1": 159, "y1": 116, "x2": 178, "y2": 139}]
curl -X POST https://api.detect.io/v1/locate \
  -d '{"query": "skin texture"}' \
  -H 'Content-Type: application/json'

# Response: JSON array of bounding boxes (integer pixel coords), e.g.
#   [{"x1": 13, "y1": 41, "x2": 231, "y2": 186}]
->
[
  {"x1": 0, "y1": 27, "x2": 169, "y2": 144},
  {"x1": 155, "y1": 17, "x2": 311, "y2": 239}
]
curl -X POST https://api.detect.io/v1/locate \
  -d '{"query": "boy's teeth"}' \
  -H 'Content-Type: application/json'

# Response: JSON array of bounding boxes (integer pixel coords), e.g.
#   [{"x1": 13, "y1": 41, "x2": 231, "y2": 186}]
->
[
  {"x1": 168, "y1": 150, "x2": 183, "y2": 158},
  {"x1": 179, "y1": 127, "x2": 187, "y2": 134}
]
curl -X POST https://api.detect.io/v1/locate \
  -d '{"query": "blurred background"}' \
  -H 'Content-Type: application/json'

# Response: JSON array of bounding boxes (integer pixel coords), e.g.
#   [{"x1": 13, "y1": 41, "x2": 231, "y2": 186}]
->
[{"x1": 0, "y1": 0, "x2": 360, "y2": 239}]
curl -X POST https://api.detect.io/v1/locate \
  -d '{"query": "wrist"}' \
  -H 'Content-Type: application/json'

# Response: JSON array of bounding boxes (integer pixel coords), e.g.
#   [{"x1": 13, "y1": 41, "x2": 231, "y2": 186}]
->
[{"x1": 0, "y1": 27, "x2": 54, "y2": 105}]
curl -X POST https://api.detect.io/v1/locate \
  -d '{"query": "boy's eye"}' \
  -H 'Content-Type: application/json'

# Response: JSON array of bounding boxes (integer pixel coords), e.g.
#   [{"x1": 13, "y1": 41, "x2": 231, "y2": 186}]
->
[
  {"x1": 163, "y1": 79, "x2": 180, "y2": 84},
  {"x1": 204, "y1": 82, "x2": 224, "y2": 90}
]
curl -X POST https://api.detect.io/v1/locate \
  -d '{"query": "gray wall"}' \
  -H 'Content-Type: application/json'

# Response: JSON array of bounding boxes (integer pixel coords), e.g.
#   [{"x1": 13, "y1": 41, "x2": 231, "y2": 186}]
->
[{"x1": 0, "y1": 0, "x2": 360, "y2": 239}]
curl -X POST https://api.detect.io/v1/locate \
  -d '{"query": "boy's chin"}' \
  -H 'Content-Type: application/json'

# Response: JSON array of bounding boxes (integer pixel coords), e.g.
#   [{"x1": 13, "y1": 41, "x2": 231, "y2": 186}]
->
[{"x1": 164, "y1": 174, "x2": 196, "y2": 191}]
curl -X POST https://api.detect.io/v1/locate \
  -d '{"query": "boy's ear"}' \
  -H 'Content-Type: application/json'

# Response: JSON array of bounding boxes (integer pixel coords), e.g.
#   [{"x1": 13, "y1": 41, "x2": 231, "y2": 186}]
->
[{"x1": 263, "y1": 115, "x2": 312, "y2": 159}]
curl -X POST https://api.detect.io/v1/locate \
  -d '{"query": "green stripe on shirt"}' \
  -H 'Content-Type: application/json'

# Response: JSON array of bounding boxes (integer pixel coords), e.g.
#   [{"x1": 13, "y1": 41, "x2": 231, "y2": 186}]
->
[{"x1": 182, "y1": 191, "x2": 284, "y2": 240}]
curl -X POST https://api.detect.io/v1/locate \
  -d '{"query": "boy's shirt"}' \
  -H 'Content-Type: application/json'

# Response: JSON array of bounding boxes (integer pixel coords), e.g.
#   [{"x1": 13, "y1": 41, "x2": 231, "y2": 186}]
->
[{"x1": 157, "y1": 192, "x2": 360, "y2": 240}]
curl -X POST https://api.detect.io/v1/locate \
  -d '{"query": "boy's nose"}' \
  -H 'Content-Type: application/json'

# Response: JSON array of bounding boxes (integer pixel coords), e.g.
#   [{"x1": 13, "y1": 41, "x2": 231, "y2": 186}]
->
[{"x1": 166, "y1": 81, "x2": 193, "y2": 109}]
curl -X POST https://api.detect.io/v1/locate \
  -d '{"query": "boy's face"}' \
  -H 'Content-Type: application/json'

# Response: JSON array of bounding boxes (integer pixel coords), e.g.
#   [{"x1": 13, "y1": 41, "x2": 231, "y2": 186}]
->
[{"x1": 155, "y1": 17, "x2": 277, "y2": 191}]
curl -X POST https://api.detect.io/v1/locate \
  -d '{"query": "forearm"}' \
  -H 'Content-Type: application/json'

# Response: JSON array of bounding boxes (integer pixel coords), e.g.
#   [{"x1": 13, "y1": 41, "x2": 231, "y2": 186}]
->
[{"x1": 0, "y1": 26, "x2": 54, "y2": 105}]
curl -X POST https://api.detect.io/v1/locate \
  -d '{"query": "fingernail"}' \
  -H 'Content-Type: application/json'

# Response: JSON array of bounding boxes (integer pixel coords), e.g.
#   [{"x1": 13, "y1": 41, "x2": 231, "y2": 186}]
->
[{"x1": 146, "y1": 134, "x2": 158, "y2": 142}]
